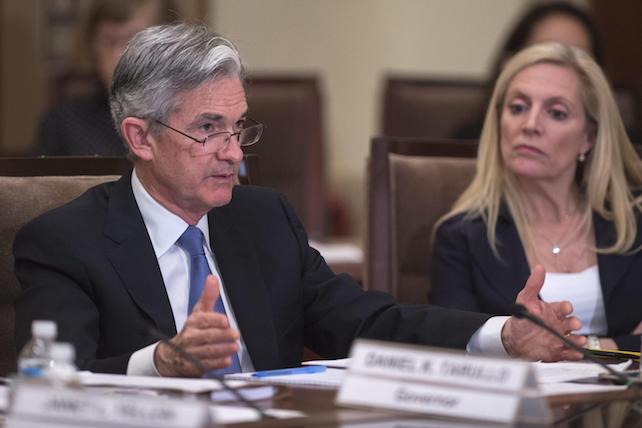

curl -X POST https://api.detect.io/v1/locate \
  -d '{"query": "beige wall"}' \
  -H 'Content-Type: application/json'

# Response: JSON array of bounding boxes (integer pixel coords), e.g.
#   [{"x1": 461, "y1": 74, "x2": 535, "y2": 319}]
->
[{"x1": 211, "y1": 0, "x2": 531, "y2": 240}]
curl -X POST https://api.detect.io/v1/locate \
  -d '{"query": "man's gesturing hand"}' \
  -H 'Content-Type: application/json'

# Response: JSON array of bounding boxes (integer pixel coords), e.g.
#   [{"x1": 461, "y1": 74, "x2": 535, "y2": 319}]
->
[
  {"x1": 502, "y1": 265, "x2": 586, "y2": 362},
  {"x1": 154, "y1": 275, "x2": 240, "y2": 377}
]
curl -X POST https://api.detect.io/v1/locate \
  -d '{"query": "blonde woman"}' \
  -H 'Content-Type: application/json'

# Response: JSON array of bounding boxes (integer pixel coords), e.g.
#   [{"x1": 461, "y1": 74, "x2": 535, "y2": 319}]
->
[{"x1": 430, "y1": 43, "x2": 642, "y2": 352}]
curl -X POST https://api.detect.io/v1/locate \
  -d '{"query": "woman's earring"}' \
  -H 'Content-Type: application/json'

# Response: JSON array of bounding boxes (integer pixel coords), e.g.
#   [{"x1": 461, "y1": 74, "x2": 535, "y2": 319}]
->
[{"x1": 578, "y1": 152, "x2": 586, "y2": 163}]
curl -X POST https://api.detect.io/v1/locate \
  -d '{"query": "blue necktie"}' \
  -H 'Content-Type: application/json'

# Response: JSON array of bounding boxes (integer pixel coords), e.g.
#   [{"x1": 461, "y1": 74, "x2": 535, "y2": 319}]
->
[{"x1": 177, "y1": 225, "x2": 241, "y2": 374}]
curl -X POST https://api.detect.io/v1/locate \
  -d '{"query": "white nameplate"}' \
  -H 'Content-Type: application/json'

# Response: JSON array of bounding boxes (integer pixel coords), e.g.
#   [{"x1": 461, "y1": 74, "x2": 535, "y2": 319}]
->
[
  {"x1": 7, "y1": 382, "x2": 210, "y2": 428},
  {"x1": 336, "y1": 339, "x2": 550, "y2": 425}
]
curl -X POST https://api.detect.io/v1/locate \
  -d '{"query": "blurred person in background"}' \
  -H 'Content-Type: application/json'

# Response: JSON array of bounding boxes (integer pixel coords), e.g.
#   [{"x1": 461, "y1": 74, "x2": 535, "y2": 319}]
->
[
  {"x1": 456, "y1": 1, "x2": 603, "y2": 139},
  {"x1": 35, "y1": 0, "x2": 176, "y2": 156},
  {"x1": 431, "y1": 43, "x2": 642, "y2": 352}
]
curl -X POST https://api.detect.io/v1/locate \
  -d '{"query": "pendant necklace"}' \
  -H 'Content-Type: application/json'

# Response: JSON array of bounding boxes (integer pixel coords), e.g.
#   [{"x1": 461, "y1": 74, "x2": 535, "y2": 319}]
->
[{"x1": 530, "y1": 213, "x2": 588, "y2": 272}]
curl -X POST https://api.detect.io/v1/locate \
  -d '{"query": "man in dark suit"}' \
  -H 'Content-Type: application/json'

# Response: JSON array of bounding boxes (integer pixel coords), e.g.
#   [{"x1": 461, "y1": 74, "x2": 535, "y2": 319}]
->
[{"x1": 15, "y1": 24, "x2": 584, "y2": 377}]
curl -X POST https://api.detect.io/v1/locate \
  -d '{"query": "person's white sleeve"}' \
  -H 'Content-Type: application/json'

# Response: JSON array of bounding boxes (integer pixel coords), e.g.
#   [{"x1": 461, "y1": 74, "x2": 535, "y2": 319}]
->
[
  {"x1": 466, "y1": 316, "x2": 510, "y2": 356},
  {"x1": 126, "y1": 342, "x2": 161, "y2": 376}
]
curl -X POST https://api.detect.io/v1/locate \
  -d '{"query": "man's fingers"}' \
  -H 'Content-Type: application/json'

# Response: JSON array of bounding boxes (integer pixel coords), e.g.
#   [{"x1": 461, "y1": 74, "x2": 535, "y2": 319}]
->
[
  {"x1": 193, "y1": 275, "x2": 220, "y2": 313},
  {"x1": 560, "y1": 315, "x2": 582, "y2": 334},
  {"x1": 550, "y1": 300, "x2": 574, "y2": 319},
  {"x1": 168, "y1": 354, "x2": 236, "y2": 376},
  {"x1": 189, "y1": 342, "x2": 240, "y2": 359},
  {"x1": 516, "y1": 265, "x2": 546, "y2": 303},
  {"x1": 186, "y1": 311, "x2": 231, "y2": 329},
  {"x1": 568, "y1": 334, "x2": 587, "y2": 348},
  {"x1": 200, "y1": 356, "x2": 235, "y2": 371},
  {"x1": 181, "y1": 325, "x2": 240, "y2": 346},
  {"x1": 557, "y1": 336, "x2": 586, "y2": 361}
]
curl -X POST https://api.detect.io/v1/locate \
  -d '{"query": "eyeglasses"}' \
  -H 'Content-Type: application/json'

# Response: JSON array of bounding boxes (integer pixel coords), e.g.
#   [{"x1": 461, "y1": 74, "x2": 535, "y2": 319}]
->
[{"x1": 155, "y1": 118, "x2": 264, "y2": 157}]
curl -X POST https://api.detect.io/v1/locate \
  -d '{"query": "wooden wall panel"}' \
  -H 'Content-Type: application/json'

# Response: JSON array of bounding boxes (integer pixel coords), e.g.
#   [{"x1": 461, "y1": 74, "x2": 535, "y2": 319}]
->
[{"x1": 592, "y1": 0, "x2": 642, "y2": 141}]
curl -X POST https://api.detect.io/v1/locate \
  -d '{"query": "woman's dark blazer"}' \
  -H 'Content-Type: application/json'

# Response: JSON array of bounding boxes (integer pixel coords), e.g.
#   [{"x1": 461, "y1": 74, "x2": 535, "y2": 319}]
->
[{"x1": 430, "y1": 203, "x2": 642, "y2": 351}]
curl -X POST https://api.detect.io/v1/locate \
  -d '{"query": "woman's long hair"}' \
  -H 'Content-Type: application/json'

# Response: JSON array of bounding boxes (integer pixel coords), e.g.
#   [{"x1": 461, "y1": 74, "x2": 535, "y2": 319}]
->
[{"x1": 438, "y1": 43, "x2": 642, "y2": 256}]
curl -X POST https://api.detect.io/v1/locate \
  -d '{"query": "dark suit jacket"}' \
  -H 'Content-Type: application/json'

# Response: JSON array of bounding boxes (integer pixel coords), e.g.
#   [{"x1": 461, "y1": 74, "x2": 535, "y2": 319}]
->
[
  {"x1": 430, "y1": 204, "x2": 642, "y2": 351},
  {"x1": 35, "y1": 88, "x2": 127, "y2": 156},
  {"x1": 14, "y1": 173, "x2": 489, "y2": 374}
]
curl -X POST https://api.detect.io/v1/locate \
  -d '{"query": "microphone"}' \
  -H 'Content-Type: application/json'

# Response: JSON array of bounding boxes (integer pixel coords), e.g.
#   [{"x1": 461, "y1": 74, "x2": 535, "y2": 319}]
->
[
  {"x1": 148, "y1": 327, "x2": 274, "y2": 419},
  {"x1": 510, "y1": 304, "x2": 633, "y2": 386}
]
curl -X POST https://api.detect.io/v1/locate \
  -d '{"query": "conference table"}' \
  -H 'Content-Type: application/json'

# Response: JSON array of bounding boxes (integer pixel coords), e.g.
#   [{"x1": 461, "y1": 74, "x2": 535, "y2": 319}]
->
[
  {"x1": 214, "y1": 382, "x2": 642, "y2": 427},
  {"x1": 2, "y1": 372, "x2": 641, "y2": 427}
]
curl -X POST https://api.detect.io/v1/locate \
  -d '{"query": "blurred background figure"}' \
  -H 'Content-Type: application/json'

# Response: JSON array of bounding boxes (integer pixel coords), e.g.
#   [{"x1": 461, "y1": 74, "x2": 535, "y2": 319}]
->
[
  {"x1": 491, "y1": 1, "x2": 602, "y2": 67},
  {"x1": 455, "y1": 1, "x2": 603, "y2": 139},
  {"x1": 34, "y1": 0, "x2": 176, "y2": 156},
  {"x1": 431, "y1": 43, "x2": 642, "y2": 352}
]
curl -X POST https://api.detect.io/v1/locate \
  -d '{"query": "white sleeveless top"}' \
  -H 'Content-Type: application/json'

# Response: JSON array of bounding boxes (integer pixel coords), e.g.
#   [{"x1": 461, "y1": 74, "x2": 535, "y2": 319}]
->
[{"x1": 538, "y1": 265, "x2": 607, "y2": 335}]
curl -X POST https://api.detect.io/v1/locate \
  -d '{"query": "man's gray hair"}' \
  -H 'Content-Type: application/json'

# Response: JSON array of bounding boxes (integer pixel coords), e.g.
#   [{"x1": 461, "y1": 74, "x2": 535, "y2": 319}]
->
[{"x1": 110, "y1": 23, "x2": 244, "y2": 138}]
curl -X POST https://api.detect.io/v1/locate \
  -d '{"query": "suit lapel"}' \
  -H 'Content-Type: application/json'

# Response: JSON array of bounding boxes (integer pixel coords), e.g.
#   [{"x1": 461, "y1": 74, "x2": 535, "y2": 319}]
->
[
  {"x1": 472, "y1": 204, "x2": 531, "y2": 309},
  {"x1": 209, "y1": 207, "x2": 281, "y2": 370},
  {"x1": 103, "y1": 173, "x2": 177, "y2": 337},
  {"x1": 594, "y1": 212, "x2": 638, "y2": 302}
]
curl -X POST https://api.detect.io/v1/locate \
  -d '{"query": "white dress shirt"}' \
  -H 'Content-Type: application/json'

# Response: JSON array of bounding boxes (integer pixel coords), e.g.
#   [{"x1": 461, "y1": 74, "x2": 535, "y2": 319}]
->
[{"x1": 127, "y1": 170, "x2": 254, "y2": 375}]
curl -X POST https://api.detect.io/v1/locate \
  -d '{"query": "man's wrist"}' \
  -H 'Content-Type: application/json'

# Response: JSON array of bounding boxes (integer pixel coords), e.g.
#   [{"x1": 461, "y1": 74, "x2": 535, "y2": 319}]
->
[
  {"x1": 154, "y1": 341, "x2": 178, "y2": 377},
  {"x1": 501, "y1": 318, "x2": 516, "y2": 357}
]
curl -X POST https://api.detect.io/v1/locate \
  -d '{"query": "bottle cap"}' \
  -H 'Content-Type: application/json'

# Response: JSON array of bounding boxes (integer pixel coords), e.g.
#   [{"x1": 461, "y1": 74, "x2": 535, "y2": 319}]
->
[
  {"x1": 50, "y1": 342, "x2": 75, "y2": 363},
  {"x1": 31, "y1": 320, "x2": 57, "y2": 339}
]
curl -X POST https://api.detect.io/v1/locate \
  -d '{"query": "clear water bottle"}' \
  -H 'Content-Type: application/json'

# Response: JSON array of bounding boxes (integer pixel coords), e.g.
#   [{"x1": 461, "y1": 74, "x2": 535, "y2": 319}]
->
[
  {"x1": 45, "y1": 342, "x2": 79, "y2": 387},
  {"x1": 17, "y1": 320, "x2": 57, "y2": 378}
]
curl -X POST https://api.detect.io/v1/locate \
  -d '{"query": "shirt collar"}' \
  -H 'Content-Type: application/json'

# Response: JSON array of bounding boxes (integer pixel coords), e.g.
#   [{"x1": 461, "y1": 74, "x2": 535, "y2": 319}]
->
[{"x1": 131, "y1": 168, "x2": 210, "y2": 258}]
